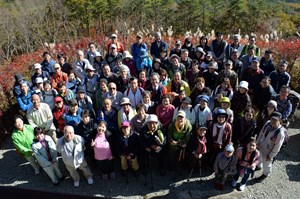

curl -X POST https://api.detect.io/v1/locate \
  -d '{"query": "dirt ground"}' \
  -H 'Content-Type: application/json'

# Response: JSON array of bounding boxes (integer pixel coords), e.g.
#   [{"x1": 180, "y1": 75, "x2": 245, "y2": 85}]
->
[{"x1": 0, "y1": 122, "x2": 299, "y2": 199}]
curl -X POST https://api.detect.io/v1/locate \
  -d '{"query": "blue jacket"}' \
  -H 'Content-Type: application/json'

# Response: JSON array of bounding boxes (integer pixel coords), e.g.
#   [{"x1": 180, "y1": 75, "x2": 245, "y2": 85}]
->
[
  {"x1": 41, "y1": 59, "x2": 56, "y2": 75},
  {"x1": 260, "y1": 57, "x2": 276, "y2": 76},
  {"x1": 131, "y1": 42, "x2": 148, "y2": 62},
  {"x1": 65, "y1": 107, "x2": 83, "y2": 134},
  {"x1": 16, "y1": 90, "x2": 35, "y2": 112},
  {"x1": 117, "y1": 131, "x2": 139, "y2": 157},
  {"x1": 150, "y1": 40, "x2": 168, "y2": 59},
  {"x1": 136, "y1": 56, "x2": 152, "y2": 74},
  {"x1": 13, "y1": 80, "x2": 32, "y2": 97},
  {"x1": 96, "y1": 107, "x2": 118, "y2": 132},
  {"x1": 274, "y1": 95, "x2": 292, "y2": 120},
  {"x1": 269, "y1": 70, "x2": 291, "y2": 94},
  {"x1": 31, "y1": 71, "x2": 51, "y2": 86}
]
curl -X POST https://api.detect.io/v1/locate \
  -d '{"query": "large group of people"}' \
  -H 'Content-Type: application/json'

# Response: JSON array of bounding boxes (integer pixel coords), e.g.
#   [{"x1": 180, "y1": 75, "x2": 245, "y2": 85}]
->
[{"x1": 11, "y1": 32, "x2": 299, "y2": 191}]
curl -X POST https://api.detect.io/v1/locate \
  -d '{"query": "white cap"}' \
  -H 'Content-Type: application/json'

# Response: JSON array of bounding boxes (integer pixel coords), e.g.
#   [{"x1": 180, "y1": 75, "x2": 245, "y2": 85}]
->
[
  {"x1": 239, "y1": 81, "x2": 249, "y2": 90},
  {"x1": 177, "y1": 110, "x2": 186, "y2": 118},
  {"x1": 145, "y1": 114, "x2": 158, "y2": 123},
  {"x1": 111, "y1": 33, "x2": 117, "y2": 38},
  {"x1": 268, "y1": 100, "x2": 277, "y2": 109},
  {"x1": 34, "y1": 63, "x2": 42, "y2": 69},
  {"x1": 225, "y1": 144, "x2": 234, "y2": 152},
  {"x1": 85, "y1": 64, "x2": 95, "y2": 71},
  {"x1": 94, "y1": 51, "x2": 101, "y2": 57},
  {"x1": 35, "y1": 77, "x2": 43, "y2": 84},
  {"x1": 110, "y1": 44, "x2": 117, "y2": 49}
]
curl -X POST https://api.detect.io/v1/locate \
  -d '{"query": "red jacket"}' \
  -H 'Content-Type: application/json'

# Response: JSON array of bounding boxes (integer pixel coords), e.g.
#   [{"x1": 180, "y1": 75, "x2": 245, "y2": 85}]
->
[
  {"x1": 53, "y1": 105, "x2": 69, "y2": 132},
  {"x1": 51, "y1": 72, "x2": 68, "y2": 90},
  {"x1": 107, "y1": 42, "x2": 124, "y2": 54}
]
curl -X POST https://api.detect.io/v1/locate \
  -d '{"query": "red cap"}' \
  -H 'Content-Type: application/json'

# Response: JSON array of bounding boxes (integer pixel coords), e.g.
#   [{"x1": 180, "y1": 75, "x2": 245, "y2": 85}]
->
[{"x1": 54, "y1": 96, "x2": 63, "y2": 103}]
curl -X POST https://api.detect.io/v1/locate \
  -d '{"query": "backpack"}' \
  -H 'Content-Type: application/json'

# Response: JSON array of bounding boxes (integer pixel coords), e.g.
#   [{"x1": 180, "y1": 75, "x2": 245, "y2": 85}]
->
[
  {"x1": 41, "y1": 89, "x2": 57, "y2": 101},
  {"x1": 263, "y1": 121, "x2": 289, "y2": 148},
  {"x1": 273, "y1": 126, "x2": 289, "y2": 148},
  {"x1": 126, "y1": 87, "x2": 144, "y2": 96}
]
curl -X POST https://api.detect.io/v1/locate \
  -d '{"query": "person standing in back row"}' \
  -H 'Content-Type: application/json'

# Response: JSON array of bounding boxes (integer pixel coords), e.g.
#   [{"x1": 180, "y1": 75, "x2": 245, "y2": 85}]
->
[{"x1": 150, "y1": 32, "x2": 169, "y2": 59}]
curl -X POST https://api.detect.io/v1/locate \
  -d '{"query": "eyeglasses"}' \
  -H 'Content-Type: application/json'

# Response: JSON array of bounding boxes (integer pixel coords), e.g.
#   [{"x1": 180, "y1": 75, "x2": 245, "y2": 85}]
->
[{"x1": 109, "y1": 87, "x2": 116, "y2": 90}]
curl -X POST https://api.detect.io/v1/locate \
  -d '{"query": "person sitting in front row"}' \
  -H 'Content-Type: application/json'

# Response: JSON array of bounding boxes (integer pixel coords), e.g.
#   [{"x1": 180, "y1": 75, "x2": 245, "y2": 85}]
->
[{"x1": 214, "y1": 144, "x2": 236, "y2": 190}]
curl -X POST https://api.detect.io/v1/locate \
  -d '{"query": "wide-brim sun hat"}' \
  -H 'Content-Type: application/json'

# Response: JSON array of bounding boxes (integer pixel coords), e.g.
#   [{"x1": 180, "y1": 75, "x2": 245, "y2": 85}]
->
[
  {"x1": 239, "y1": 81, "x2": 249, "y2": 90},
  {"x1": 120, "y1": 97, "x2": 131, "y2": 106}
]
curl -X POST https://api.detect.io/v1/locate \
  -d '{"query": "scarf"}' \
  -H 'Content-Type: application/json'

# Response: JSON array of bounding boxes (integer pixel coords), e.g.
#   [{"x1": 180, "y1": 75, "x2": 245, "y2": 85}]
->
[
  {"x1": 196, "y1": 135, "x2": 207, "y2": 154},
  {"x1": 120, "y1": 107, "x2": 135, "y2": 123},
  {"x1": 142, "y1": 99, "x2": 153, "y2": 111},
  {"x1": 213, "y1": 123, "x2": 226, "y2": 145},
  {"x1": 175, "y1": 120, "x2": 186, "y2": 133}
]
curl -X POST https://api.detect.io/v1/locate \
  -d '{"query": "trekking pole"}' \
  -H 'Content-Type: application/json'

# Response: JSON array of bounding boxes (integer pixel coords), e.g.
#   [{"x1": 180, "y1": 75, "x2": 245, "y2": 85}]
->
[
  {"x1": 198, "y1": 158, "x2": 203, "y2": 183},
  {"x1": 172, "y1": 148, "x2": 183, "y2": 181},
  {"x1": 199, "y1": 158, "x2": 202, "y2": 177},
  {"x1": 187, "y1": 158, "x2": 197, "y2": 182}
]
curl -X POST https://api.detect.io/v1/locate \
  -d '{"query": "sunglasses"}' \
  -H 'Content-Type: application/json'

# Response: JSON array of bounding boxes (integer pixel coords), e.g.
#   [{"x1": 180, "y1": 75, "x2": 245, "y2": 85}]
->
[
  {"x1": 55, "y1": 101, "x2": 62, "y2": 104},
  {"x1": 109, "y1": 87, "x2": 116, "y2": 90}
]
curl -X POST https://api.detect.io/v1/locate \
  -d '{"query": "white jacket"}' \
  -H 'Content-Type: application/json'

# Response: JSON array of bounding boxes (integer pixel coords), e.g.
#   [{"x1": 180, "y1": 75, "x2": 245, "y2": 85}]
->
[
  {"x1": 32, "y1": 135, "x2": 58, "y2": 168},
  {"x1": 257, "y1": 121, "x2": 285, "y2": 159},
  {"x1": 56, "y1": 135, "x2": 85, "y2": 169}
]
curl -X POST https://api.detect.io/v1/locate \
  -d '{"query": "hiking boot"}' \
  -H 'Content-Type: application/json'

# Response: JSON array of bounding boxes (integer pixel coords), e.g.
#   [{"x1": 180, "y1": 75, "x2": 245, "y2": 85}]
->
[
  {"x1": 53, "y1": 181, "x2": 60, "y2": 186},
  {"x1": 231, "y1": 179, "x2": 237, "y2": 187},
  {"x1": 60, "y1": 175, "x2": 66, "y2": 181},
  {"x1": 73, "y1": 181, "x2": 80, "y2": 187},
  {"x1": 34, "y1": 168, "x2": 40, "y2": 175},
  {"x1": 256, "y1": 174, "x2": 268, "y2": 183},
  {"x1": 255, "y1": 166, "x2": 262, "y2": 171},
  {"x1": 87, "y1": 177, "x2": 93, "y2": 185},
  {"x1": 239, "y1": 184, "x2": 246, "y2": 191}
]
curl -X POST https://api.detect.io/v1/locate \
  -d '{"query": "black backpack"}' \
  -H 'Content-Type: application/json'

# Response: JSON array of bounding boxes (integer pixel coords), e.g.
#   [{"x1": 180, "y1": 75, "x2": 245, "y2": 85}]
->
[{"x1": 273, "y1": 126, "x2": 289, "y2": 148}]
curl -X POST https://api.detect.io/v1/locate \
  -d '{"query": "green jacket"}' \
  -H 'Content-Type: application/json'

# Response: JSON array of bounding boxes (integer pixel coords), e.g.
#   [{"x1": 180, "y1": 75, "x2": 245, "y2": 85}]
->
[
  {"x1": 12, "y1": 124, "x2": 35, "y2": 158},
  {"x1": 168, "y1": 120, "x2": 192, "y2": 150}
]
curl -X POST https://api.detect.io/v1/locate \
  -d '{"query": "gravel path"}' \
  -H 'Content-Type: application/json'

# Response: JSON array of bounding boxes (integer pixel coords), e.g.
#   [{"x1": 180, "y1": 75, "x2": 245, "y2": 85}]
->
[{"x1": 0, "y1": 123, "x2": 299, "y2": 199}]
